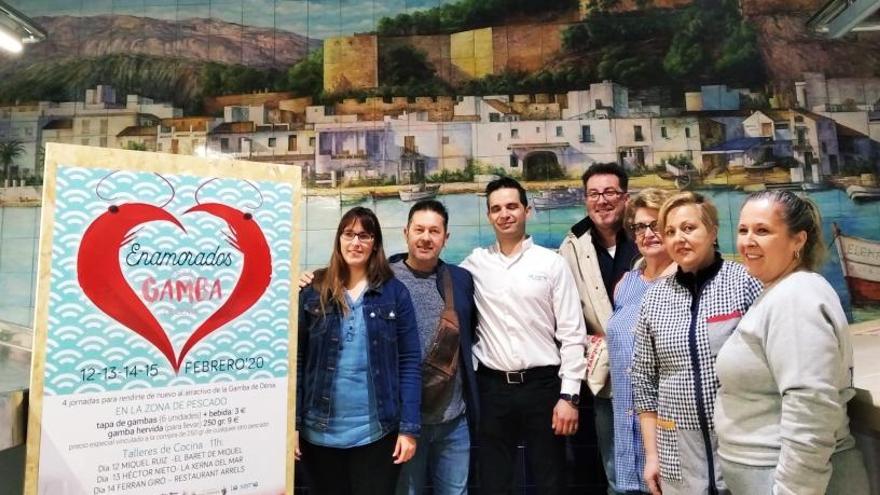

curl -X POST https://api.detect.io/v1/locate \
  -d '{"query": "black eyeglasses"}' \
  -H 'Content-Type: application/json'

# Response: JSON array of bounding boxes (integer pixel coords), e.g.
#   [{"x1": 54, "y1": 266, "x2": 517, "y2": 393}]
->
[
  {"x1": 341, "y1": 230, "x2": 375, "y2": 243},
  {"x1": 586, "y1": 189, "x2": 625, "y2": 202},
  {"x1": 629, "y1": 221, "x2": 659, "y2": 237}
]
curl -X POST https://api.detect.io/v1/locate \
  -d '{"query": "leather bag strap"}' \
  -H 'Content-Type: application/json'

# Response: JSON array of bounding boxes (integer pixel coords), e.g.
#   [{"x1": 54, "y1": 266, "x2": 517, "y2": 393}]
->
[{"x1": 441, "y1": 264, "x2": 455, "y2": 312}]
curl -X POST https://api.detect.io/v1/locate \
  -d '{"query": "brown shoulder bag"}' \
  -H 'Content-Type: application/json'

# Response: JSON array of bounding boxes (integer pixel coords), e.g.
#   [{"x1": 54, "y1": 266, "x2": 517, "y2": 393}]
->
[{"x1": 421, "y1": 267, "x2": 460, "y2": 415}]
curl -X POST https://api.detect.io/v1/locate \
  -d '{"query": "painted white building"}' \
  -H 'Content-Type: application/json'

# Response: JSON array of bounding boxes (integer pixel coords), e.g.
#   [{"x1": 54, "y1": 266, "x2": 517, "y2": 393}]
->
[
  {"x1": 205, "y1": 101, "x2": 317, "y2": 171},
  {"x1": 685, "y1": 85, "x2": 753, "y2": 112},
  {"x1": 312, "y1": 120, "x2": 396, "y2": 183},
  {"x1": 388, "y1": 112, "x2": 473, "y2": 179},
  {"x1": 0, "y1": 85, "x2": 181, "y2": 177},
  {"x1": 468, "y1": 117, "x2": 626, "y2": 178},
  {"x1": 305, "y1": 105, "x2": 358, "y2": 125},
  {"x1": 650, "y1": 116, "x2": 702, "y2": 167},
  {"x1": 224, "y1": 104, "x2": 268, "y2": 126},
  {"x1": 796, "y1": 72, "x2": 880, "y2": 145},
  {"x1": 0, "y1": 105, "x2": 47, "y2": 177},
  {"x1": 452, "y1": 95, "x2": 521, "y2": 123},
  {"x1": 466, "y1": 115, "x2": 701, "y2": 177},
  {"x1": 563, "y1": 81, "x2": 630, "y2": 119},
  {"x1": 157, "y1": 117, "x2": 221, "y2": 155},
  {"x1": 797, "y1": 72, "x2": 880, "y2": 113},
  {"x1": 1, "y1": 101, "x2": 88, "y2": 176},
  {"x1": 741, "y1": 110, "x2": 839, "y2": 182},
  {"x1": 117, "y1": 125, "x2": 159, "y2": 151}
]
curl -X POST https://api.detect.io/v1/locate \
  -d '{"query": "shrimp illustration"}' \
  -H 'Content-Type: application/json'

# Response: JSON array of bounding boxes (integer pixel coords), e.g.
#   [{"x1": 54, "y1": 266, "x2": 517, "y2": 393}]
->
[
  {"x1": 77, "y1": 203, "x2": 186, "y2": 371},
  {"x1": 176, "y1": 203, "x2": 272, "y2": 368}
]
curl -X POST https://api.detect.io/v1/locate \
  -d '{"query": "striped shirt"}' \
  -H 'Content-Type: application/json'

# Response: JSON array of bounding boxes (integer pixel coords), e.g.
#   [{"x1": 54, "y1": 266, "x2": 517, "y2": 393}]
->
[{"x1": 606, "y1": 268, "x2": 663, "y2": 493}]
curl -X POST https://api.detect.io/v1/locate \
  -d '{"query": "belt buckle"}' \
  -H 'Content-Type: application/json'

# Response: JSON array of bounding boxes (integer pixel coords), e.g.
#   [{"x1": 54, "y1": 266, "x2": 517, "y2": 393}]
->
[{"x1": 505, "y1": 371, "x2": 524, "y2": 384}]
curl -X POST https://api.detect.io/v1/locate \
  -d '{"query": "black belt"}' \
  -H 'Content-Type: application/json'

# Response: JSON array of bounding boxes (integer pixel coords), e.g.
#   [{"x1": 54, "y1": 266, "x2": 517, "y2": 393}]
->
[{"x1": 477, "y1": 364, "x2": 559, "y2": 385}]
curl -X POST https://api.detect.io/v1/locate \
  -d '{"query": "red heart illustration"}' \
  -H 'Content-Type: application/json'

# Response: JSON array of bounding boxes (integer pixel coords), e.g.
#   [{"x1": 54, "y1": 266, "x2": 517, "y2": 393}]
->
[
  {"x1": 76, "y1": 203, "x2": 272, "y2": 373},
  {"x1": 177, "y1": 203, "x2": 272, "y2": 369}
]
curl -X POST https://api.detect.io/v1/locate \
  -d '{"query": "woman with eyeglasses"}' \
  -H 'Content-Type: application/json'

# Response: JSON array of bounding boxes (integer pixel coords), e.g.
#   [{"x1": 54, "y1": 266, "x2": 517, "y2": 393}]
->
[
  {"x1": 714, "y1": 191, "x2": 869, "y2": 495},
  {"x1": 631, "y1": 192, "x2": 762, "y2": 495},
  {"x1": 604, "y1": 188, "x2": 676, "y2": 495},
  {"x1": 296, "y1": 206, "x2": 421, "y2": 494}
]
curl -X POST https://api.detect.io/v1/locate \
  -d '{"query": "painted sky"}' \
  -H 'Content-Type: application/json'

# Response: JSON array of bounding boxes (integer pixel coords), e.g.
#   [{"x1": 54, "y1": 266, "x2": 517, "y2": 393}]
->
[{"x1": 8, "y1": 0, "x2": 455, "y2": 38}]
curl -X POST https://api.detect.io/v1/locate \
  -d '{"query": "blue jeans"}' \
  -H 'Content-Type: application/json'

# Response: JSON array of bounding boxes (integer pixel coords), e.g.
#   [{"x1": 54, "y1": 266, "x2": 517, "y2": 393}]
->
[
  {"x1": 594, "y1": 396, "x2": 621, "y2": 495},
  {"x1": 396, "y1": 414, "x2": 470, "y2": 495}
]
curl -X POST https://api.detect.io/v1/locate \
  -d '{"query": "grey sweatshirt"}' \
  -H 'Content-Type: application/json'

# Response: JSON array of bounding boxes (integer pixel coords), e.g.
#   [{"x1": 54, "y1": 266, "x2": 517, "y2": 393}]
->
[{"x1": 714, "y1": 271, "x2": 857, "y2": 495}]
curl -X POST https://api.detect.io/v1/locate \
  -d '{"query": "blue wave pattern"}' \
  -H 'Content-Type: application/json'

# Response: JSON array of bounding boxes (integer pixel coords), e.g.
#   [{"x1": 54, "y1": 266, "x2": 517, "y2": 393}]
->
[{"x1": 43, "y1": 166, "x2": 295, "y2": 396}]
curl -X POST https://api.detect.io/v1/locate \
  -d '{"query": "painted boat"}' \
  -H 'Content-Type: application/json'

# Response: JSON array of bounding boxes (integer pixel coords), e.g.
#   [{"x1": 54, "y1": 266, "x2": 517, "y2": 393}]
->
[
  {"x1": 532, "y1": 188, "x2": 582, "y2": 210},
  {"x1": 665, "y1": 162, "x2": 700, "y2": 190},
  {"x1": 801, "y1": 182, "x2": 829, "y2": 192},
  {"x1": 833, "y1": 223, "x2": 880, "y2": 305},
  {"x1": 763, "y1": 182, "x2": 829, "y2": 192},
  {"x1": 846, "y1": 185, "x2": 880, "y2": 203},
  {"x1": 399, "y1": 183, "x2": 440, "y2": 201},
  {"x1": 743, "y1": 160, "x2": 777, "y2": 171},
  {"x1": 741, "y1": 183, "x2": 767, "y2": 193},
  {"x1": 474, "y1": 174, "x2": 500, "y2": 184},
  {"x1": 340, "y1": 191, "x2": 369, "y2": 206}
]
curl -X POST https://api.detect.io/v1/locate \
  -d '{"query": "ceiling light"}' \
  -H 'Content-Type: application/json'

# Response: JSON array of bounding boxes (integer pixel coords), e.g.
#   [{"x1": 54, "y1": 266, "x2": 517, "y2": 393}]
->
[
  {"x1": 0, "y1": 24, "x2": 22, "y2": 53},
  {"x1": 0, "y1": 0, "x2": 46, "y2": 53}
]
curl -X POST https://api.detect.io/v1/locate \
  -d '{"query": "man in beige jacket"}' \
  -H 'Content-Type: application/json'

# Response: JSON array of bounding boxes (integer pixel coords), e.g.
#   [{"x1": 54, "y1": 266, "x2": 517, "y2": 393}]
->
[{"x1": 559, "y1": 163, "x2": 638, "y2": 495}]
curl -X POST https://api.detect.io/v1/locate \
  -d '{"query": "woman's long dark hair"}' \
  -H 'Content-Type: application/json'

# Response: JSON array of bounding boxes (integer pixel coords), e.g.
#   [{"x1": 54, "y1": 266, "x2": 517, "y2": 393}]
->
[{"x1": 313, "y1": 207, "x2": 393, "y2": 313}]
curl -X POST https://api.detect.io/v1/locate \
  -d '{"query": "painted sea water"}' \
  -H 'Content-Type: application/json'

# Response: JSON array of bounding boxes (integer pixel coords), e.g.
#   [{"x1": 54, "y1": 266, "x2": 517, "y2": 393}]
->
[{"x1": 300, "y1": 189, "x2": 880, "y2": 321}]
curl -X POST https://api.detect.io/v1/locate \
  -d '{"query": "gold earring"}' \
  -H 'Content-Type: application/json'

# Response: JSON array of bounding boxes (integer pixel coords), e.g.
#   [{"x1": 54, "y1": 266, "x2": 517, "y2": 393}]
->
[{"x1": 794, "y1": 249, "x2": 801, "y2": 260}]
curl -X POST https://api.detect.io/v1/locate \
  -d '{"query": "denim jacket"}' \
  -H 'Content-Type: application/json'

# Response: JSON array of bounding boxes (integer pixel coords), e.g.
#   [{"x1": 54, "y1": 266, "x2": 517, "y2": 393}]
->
[{"x1": 296, "y1": 277, "x2": 422, "y2": 437}]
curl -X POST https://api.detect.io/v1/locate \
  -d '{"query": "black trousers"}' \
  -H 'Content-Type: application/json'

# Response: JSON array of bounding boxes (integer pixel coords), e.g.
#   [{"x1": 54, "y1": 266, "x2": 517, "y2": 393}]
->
[
  {"x1": 477, "y1": 365, "x2": 566, "y2": 495},
  {"x1": 300, "y1": 431, "x2": 401, "y2": 495}
]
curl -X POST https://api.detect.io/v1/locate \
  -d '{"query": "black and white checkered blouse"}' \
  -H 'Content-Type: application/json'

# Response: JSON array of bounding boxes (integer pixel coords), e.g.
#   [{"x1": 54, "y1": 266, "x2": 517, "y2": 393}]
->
[{"x1": 632, "y1": 260, "x2": 762, "y2": 479}]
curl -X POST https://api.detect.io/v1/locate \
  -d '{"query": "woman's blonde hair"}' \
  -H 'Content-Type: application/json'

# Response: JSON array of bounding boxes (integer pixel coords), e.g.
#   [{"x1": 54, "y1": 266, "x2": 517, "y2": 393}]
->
[{"x1": 658, "y1": 191, "x2": 719, "y2": 232}]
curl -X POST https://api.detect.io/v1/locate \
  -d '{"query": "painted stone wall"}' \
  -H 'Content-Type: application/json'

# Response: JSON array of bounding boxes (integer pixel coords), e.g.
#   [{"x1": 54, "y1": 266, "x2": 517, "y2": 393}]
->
[
  {"x1": 450, "y1": 27, "x2": 495, "y2": 80},
  {"x1": 323, "y1": 35, "x2": 379, "y2": 92}
]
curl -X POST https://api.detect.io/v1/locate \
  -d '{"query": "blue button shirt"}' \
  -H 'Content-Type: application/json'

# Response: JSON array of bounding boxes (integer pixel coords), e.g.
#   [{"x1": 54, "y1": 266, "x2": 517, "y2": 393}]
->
[{"x1": 303, "y1": 292, "x2": 383, "y2": 447}]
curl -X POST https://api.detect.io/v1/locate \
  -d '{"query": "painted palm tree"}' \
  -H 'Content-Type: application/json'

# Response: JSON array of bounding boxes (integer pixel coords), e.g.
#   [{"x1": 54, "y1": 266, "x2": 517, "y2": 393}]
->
[{"x1": 0, "y1": 139, "x2": 25, "y2": 181}]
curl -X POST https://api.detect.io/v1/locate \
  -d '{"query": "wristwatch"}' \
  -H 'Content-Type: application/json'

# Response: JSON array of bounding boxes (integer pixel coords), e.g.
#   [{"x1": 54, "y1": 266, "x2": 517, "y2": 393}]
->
[{"x1": 560, "y1": 393, "x2": 581, "y2": 406}]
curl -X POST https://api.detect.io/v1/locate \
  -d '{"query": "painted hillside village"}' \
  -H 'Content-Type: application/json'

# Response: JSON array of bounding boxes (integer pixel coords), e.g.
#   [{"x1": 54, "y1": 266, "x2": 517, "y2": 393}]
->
[
  {"x1": 2, "y1": 74, "x2": 880, "y2": 198},
  {"x1": 1, "y1": 0, "x2": 879, "y2": 312}
]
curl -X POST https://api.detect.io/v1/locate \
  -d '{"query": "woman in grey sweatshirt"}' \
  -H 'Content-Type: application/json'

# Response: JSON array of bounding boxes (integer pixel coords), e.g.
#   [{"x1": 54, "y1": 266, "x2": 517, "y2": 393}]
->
[{"x1": 714, "y1": 190, "x2": 869, "y2": 495}]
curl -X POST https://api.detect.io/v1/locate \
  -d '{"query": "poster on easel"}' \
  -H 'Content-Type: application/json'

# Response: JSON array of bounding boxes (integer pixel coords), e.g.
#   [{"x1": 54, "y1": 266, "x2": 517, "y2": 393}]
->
[{"x1": 25, "y1": 143, "x2": 301, "y2": 495}]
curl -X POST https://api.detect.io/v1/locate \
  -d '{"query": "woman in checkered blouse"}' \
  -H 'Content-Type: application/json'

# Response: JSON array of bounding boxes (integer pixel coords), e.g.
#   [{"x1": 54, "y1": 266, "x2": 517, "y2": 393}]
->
[{"x1": 631, "y1": 192, "x2": 762, "y2": 495}]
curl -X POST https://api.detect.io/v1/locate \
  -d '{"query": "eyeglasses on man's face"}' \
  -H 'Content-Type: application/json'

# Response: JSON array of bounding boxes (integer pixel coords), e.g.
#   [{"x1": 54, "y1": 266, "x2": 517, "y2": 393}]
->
[
  {"x1": 629, "y1": 220, "x2": 659, "y2": 238},
  {"x1": 341, "y1": 230, "x2": 375, "y2": 243},
  {"x1": 586, "y1": 189, "x2": 625, "y2": 202}
]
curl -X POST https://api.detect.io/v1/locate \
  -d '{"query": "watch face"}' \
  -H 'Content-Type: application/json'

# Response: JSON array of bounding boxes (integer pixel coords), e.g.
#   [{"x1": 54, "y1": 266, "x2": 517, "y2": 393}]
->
[{"x1": 570, "y1": 394, "x2": 581, "y2": 406}]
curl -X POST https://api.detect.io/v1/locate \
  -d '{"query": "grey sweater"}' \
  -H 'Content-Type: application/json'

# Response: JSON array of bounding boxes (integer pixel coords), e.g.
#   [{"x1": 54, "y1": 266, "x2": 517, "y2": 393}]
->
[
  {"x1": 391, "y1": 260, "x2": 465, "y2": 424},
  {"x1": 714, "y1": 271, "x2": 857, "y2": 495}
]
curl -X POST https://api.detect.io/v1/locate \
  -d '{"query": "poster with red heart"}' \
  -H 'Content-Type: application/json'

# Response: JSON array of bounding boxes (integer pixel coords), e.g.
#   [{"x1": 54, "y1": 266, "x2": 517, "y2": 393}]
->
[{"x1": 25, "y1": 144, "x2": 301, "y2": 495}]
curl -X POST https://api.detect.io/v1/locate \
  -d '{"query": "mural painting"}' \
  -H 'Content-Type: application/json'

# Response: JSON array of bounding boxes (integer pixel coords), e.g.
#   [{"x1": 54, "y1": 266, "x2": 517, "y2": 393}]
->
[{"x1": 1, "y1": 0, "x2": 879, "y2": 329}]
